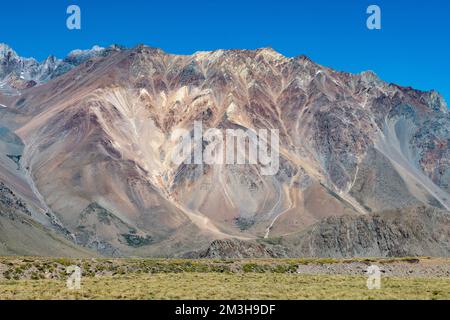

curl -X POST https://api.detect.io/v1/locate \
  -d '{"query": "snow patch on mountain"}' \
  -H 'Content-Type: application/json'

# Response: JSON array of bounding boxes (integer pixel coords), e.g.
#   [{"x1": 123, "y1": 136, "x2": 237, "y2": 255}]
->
[{"x1": 0, "y1": 43, "x2": 120, "y2": 91}]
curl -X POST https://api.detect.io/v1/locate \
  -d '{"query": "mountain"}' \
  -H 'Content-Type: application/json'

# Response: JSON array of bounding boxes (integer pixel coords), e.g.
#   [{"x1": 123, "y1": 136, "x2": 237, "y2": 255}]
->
[
  {"x1": 0, "y1": 44, "x2": 448, "y2": 258},
  {"x1": 0, "y1": 181, "x2": 94, "y2": 257},
  {"x1": 0, "y1": 44, "x2": 122, "y2": 94}
]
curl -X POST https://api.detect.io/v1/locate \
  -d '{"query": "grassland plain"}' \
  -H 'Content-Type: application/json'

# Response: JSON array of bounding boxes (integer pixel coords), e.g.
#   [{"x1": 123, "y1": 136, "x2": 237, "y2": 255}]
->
[{"x1": 0, "y1": 257, "x2": 449, "y2": 300}]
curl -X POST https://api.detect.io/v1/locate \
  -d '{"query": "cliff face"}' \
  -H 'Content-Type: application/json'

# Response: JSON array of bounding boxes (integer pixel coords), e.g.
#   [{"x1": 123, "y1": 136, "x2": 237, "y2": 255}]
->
[
  {"x1": 0, "y1": 44, "x2": 448, "y2": 257},
  {"x1": 284, "y1": 206, "x2": 450, "y2": 258}
]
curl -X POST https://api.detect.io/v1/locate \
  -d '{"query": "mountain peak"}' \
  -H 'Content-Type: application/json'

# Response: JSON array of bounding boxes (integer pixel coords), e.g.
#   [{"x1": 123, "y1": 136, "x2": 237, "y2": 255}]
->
[
  {"x1": 255, "y1": 47, "x2": 286, "y2": 61},
  {"x1": 256, "y1": 47, "x2": 278, "y2": 54},
  {"x1": 68, "y1": 45, "x2": 104, "y2": 57},
  {"x1": 0, "y1": 43, "x2": 18, "y2": 59},
  {"x1": 360, "y1": 70, "x2": 383, "y2": 86},
  {"x1": 0, "y1": 44, "x2": 111, "y2": 92},
  {"x1": 0, "y1": 43, "x2": 11, "y2": 51}
]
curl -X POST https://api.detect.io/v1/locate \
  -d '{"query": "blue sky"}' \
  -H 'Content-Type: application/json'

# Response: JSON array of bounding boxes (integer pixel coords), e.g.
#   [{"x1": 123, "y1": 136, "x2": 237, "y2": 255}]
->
[{"x1": 1, "y1": 0, "x2": 449, "y2": 102}]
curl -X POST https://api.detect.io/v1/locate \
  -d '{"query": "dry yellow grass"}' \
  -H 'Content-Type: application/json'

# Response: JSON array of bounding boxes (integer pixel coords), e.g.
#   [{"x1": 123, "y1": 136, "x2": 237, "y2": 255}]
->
[{"x1": 1, "y1": 273, "x2": 449, "y2": 300}]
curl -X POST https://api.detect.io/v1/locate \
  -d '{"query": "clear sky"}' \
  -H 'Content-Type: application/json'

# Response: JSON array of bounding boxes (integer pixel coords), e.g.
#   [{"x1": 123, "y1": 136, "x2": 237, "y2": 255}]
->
[{"x1": 1, "y1": 0, "x2": 449, "y2": 102}]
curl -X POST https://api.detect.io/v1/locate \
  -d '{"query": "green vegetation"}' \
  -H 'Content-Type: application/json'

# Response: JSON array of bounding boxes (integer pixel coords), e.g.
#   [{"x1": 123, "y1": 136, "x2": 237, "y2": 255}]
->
[
  {"x1": 121, "y1": 234, "x2": 153, "y2": 247},
  {"x1": 0, "y1": 257, "x2": 448, "y2": 300},
  {"x1": 0, "y1": 273, "x2": 449, "y2": 300}
]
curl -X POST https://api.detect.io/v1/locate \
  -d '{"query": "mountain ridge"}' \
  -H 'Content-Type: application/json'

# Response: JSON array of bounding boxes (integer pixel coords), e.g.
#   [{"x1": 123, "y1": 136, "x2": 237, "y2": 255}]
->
[
  {"x1": 0, "y1": 43, "x2": 448, "y2": 258},
  {"x1": 1, "y1": 42, "x2": 447, "y2": 107}
]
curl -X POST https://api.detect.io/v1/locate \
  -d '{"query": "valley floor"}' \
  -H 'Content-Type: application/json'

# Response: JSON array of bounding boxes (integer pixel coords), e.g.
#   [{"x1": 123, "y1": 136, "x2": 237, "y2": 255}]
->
[{"x1": 0, "y1": 257, "x2": 449, "y2": 300}]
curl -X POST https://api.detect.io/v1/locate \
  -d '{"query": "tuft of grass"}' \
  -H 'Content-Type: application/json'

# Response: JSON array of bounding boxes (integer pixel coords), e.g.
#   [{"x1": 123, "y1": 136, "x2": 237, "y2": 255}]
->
[
  {"x1": 53, "y1": 258, "x2": 73, "y2": 267},
  {"x1": 0, "y1": 273, "x2": 449, "y2": 300}
]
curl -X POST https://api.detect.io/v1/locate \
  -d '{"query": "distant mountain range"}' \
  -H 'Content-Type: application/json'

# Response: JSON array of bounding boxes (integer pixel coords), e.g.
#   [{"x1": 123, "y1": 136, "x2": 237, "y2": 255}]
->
[
  {"x1": 0, "y1": 43, "x2": 448, "y2": 258},
  {"x1": 0, "y1": 44, "x2": 123, "y2": 94}
]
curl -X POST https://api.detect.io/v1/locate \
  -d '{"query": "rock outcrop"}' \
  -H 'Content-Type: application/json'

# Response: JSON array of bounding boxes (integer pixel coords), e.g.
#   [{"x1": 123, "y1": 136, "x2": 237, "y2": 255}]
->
[
  {"x1": 198, "y1": 239, "x2": 279, "y2": 259},
  {"x1": 283, "y1": 206, "x2": 450, "y2": 257}
]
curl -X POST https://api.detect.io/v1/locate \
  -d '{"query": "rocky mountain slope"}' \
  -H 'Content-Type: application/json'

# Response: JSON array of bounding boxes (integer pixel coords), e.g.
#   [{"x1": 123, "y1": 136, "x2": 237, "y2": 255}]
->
[
  {"x1": 0, "y1": 181, "x2": 93, "y2": 257},
  {"x1": 193, "y1": 206, "x2": 450, "y2": 259},
  {"x1": 0, "y1": 44, "x2": 121, "y2": 94},
  {"x1": 0, "y1": 43, "x2": 448, "y2": 257},
  {"x1": 283, "y1": 205, "x2": 450, "y2": 258}
]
